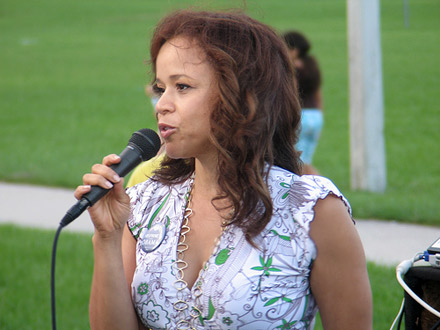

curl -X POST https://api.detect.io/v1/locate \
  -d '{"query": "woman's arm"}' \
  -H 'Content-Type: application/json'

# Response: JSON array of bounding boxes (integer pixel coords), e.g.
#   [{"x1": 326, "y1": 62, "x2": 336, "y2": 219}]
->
[
  {"x1": 89, "y1": 227, "x2": 140, "y2": 330},
  {"x1": 309, "y1": 195, "x2": 373, "y2": 330},
  {"x1": 122, "y1": 225, "x2": 149, "y2": 330},
  {"x1": 74, "y1": 154, "x2": 141, "y2": 330}
]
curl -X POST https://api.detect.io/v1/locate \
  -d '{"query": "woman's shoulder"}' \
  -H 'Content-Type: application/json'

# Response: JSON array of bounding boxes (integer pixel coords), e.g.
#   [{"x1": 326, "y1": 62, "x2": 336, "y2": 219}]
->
[
  {"x1": 126, "y1": 176, "x2": 190, "y2": 204},
  {"x1": 294, "y1": 174, "x2": 348, "y2": 204},
  {"x1": 268, "y1": 166, "x2": 351, "y2": 216},
  {"x1": 126, "y1": 176, "x2": 161, "y2": 201},
  {"x1": 126, "y1": 177, "x2": 192, "y2": 237}
]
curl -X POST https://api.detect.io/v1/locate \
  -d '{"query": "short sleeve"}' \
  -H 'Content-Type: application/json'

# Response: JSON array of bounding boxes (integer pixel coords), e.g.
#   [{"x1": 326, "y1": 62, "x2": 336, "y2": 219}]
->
[
  {"x1": 269, "y1": 171, "x2": 353, "y2": 267},
  {"x1": 305, "y1": 175, "x2": 352, "y2": 216}
]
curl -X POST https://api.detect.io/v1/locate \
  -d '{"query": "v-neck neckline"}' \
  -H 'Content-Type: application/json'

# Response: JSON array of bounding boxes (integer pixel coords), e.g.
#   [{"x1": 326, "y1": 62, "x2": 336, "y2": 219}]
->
[{"x1": 172, "y1": 177, "x2": 230, "y2": 293}]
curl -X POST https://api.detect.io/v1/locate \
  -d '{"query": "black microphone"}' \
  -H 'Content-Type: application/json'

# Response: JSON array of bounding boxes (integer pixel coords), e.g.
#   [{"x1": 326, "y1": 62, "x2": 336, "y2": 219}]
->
[{"x1": 60, "y1": 128, "x2": 161, "y2": 228}]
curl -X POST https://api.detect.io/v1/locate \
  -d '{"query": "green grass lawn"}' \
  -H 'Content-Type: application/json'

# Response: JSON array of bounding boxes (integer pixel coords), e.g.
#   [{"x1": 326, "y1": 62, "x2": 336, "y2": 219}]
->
[
  {"x1": 0, "y1": 225, "x2": 93, "y2": 329},
  {"x1": 0, "y1": 224, "x2": 404, "y2": 329},
  {"x1": 0, "y1": 0, "x2": 439, "y2": 224},
  {"x1": 0, "y1": 3, "x2": 436, "y2": 328}
]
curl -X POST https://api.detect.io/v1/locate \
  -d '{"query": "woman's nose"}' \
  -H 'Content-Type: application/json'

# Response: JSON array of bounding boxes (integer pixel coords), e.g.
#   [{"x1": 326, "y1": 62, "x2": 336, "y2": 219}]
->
[{"x1": 155, "y1": 91, "x2": 175, "y2": 117}]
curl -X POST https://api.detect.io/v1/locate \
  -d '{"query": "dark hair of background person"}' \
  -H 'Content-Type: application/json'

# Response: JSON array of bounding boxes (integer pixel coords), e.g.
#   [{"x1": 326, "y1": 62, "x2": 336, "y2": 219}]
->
[
  {"x1": 283, "y1": 31, "x2": 310, "y2": 58},
  {"x1": 297, "y1": 56, "x2": 321, "y2": 108},
  {"x1": 149, "y1": 10, "x2": 302, "y2": 242},
  {"x1": 282, "y1": 31, "x2": 322, "y2": 110}
]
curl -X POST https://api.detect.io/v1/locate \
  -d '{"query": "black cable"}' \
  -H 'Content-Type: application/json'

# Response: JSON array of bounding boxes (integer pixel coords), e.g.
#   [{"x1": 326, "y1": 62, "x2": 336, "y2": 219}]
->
[
  {"x1": 397, "y1": 302, "x2": 404, "y2": 330},
  {"x1": 51, "y1": 224, "x2": 64, "y2": 330},
  {"x1": 431, "y1": 318, "x2": 440, "y2": 330}
]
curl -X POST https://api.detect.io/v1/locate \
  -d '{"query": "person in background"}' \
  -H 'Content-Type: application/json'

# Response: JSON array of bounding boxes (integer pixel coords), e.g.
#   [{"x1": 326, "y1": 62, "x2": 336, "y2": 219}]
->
[
  {"x1": 283, "y1": 31, "x2": 323, "y2": 175},
  {"x1": 75, "y1": 9, "x2": 372, "y2": 329},
  {"x1": 125, "y1": 151, "x2": 164, "y2": 187}
]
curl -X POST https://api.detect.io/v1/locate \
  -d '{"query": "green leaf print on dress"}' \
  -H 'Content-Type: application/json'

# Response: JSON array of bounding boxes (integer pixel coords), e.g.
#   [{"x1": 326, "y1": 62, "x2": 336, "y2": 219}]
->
[
  {"x1": 137, "y1": 282, "x2": 148, "y2": 295},
  {"x1": 251, "y1": 255, "x2": 282, "y2": 276},
  {"x1": 275, "y1": 319, "x2": 297, "y2": 329},
  {"x1": 198, "y1": 297, "x2": 216, "y2": 325},
  {"x1": 280, "y1": 182, "x2": 291, "y2": 199},
  {"x1": 271, "y1": 229, "x2": 292, "y2": 241},
  {"x1": 215, "y1": 248, "x2": 233, "y2": 265}
]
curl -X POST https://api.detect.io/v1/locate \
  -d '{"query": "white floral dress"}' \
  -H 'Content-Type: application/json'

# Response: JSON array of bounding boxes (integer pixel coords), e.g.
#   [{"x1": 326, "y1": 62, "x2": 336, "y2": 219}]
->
[{"x1": 127, "y1": 166, "x2": 351, "y2": 330}]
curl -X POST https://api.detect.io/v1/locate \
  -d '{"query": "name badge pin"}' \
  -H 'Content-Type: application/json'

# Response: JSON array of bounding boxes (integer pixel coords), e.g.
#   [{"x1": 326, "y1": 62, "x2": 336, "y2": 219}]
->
[{"x1": 140, "y1": 223, "x2": 166, "y2": 253}]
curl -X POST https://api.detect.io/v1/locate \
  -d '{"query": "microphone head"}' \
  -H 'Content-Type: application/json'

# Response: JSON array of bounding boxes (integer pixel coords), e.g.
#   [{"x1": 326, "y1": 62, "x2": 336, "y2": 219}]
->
[{"x1": 129, "y1": 128, "x2": 161, "y2": 161}]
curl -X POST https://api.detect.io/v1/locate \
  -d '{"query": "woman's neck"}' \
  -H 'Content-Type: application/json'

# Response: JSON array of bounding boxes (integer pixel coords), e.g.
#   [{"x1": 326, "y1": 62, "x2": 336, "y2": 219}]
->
[
  {"x1": 192, "y1": 155, "x2": 233, "y2": 221},
  {"x1": 193, "y1": 156, "x2": 220, "y2": 199}
]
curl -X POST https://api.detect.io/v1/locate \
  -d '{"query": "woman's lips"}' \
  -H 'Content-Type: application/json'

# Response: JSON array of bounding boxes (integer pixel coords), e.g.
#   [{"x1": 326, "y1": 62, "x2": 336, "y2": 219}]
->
[{"x1": 158, "y1": 123, "x2": 176, "y2": 139}]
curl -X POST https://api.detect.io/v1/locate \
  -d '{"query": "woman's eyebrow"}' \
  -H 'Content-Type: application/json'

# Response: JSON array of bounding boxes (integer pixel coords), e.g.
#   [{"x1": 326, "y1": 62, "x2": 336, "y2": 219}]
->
[{"x1": 155, "y1": 74, "x2": 195, "y2": 84}]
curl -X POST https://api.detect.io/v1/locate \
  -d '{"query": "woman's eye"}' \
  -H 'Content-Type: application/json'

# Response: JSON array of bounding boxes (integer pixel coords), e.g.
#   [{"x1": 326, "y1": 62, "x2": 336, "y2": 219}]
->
[
  {"x1": 177, "y1": 83, "x2": 190, "y2": 91},
  {"x1": 152, "y1": 84, "x2": 164, "y2": 95}
]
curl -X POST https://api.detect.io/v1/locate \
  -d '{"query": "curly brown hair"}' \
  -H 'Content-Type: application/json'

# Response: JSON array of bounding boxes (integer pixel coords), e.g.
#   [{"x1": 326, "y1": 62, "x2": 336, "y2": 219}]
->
[{"x1": 150, "y1": 10, "x2": 302, "y2": 241}]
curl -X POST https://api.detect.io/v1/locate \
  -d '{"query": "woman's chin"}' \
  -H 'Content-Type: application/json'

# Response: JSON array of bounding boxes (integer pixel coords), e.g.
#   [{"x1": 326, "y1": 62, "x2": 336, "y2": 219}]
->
[{"x1": 164, "y1": 148, "x2": 185, "y2": 160}]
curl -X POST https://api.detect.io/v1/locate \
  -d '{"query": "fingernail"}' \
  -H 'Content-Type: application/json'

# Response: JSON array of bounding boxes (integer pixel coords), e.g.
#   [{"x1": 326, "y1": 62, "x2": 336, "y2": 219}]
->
[
  {"x1": 105, "y1": 181, "x2": 113, "y2": 189},
  {"x1": 113, "y1": 175, "x2": 120, "y2": 182}
]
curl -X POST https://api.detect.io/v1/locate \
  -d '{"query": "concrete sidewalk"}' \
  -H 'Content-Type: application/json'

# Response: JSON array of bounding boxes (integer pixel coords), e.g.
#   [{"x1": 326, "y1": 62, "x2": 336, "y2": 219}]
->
[{"x1": 1, "y1": 181, "x2": 439, "y2": 266}]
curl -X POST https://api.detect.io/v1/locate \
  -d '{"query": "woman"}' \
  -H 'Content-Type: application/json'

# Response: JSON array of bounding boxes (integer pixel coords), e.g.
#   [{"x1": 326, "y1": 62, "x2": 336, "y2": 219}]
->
[{"x1": 75, "y1": 10, "x2": 372, "y2": 330}]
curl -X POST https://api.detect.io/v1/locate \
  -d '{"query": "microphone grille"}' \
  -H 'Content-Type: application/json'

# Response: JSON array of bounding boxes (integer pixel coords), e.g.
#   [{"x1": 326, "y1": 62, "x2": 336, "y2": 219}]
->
[{"x1": 129, "y1": 128, "x2": 161, "y2": 161}]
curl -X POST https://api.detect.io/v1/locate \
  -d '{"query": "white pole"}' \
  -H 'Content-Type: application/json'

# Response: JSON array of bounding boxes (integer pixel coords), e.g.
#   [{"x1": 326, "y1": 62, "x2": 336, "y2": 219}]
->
[{"x1": 347, "y1": 0, "x2": 387, "y2": 192}]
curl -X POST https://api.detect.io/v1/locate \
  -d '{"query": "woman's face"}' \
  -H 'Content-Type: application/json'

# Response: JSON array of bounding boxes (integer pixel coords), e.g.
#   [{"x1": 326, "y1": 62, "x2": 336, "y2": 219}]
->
[{"x1": 154, "y1": 36, "x2": 218, "y2": 160}]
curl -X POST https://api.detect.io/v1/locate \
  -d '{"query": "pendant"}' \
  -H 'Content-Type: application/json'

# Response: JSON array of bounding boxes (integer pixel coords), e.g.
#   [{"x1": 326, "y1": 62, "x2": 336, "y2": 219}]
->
[{"x1": 140, "y1": 223, "x2": 166, "y2": 253}]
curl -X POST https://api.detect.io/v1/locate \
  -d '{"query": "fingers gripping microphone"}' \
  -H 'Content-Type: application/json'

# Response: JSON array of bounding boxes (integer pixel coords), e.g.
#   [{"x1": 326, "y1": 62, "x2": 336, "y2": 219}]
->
[{"x1": 60, "y1": 128, "x2": 161, "y2": 228}]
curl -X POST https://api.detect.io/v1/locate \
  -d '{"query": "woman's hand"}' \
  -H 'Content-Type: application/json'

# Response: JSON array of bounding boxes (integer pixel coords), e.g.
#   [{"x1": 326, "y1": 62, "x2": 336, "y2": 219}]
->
[{"x1": 74, "y1": 154, "x2": 131, "y2": 237}]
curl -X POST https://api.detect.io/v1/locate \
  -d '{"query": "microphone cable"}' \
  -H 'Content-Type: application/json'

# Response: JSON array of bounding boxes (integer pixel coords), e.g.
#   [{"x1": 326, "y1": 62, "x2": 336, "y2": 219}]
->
[
  {"x1": 49, "y1": 128, "x2": 160, "y2": 330},
  {"x1": 51, "y1": 224, "x2": 64, "y2": 330}
]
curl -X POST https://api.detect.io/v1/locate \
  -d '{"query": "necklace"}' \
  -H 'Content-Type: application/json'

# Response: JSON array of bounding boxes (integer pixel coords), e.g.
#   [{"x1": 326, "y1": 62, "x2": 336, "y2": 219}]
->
[{"x1": 172, "y1": 182, "x2": 227, "y2": 329}]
